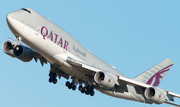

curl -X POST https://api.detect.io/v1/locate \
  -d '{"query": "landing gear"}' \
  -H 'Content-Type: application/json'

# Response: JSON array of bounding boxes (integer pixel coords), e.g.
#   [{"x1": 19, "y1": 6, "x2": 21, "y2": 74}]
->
[
  {"x1": 49, "y1": 72, "x2": 57, "y2": 84},
  {"x1": 66, "y1": 81, "x2": 70, "y2": 87},
  {"x1": 65, "y1": 81, "x2": 95, "y2": 96},
  {"x1": 81, "y1": 88, "x2": 85, "y2": 93},
  {"x1": 77, "y1": 84, "x2": 95, "y2": 96},
  {"x1": 72, "y1": 84, "x2": 76, "y2": 90},
  {"x1": 49, "y1": 78, "x2": 53, "y2": 83},
  {"x1": 90, "y1": 90, "x2": 95, "y2": 96},
  {"x1": 66, "y1": 81, "x2": 77, "y2": 91},
  {"x1": 53, "y1": 78, "x2": 57, "y2": 84},
  {"x1": 78, "y1": 85, "x2": 83, "y2": 91},
  {"x1": 48, "y1": 74, "x2": 96, "y2": 96}
]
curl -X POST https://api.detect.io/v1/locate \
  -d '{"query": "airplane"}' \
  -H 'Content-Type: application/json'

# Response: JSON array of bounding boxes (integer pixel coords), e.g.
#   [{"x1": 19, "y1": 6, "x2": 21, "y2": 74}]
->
[{"x1": 2, "y1": 8, "x2": 180, "y2": 106}]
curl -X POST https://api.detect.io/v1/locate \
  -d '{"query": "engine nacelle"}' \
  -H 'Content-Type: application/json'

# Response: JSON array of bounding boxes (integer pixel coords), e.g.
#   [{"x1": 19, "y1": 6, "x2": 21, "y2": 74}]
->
[
  {"x1": 2, "y1": 41, "x2": 33, "y2": 62},
  {"x1": 94, "y1": 71, "x2": 115, "y2": 89},
  {"x1": 2, "y1": 41, "x2": 15, "y2": 58},
  {"x1": 144, "y1": 87, "x2": 165, "y2": 104}
]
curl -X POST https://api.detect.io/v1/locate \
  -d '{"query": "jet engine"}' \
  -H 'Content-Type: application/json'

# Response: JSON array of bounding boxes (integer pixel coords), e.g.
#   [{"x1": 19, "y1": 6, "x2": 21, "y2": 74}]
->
[
  {"x1": 2, "y1": 41, "x2": 33, "y2": 62},
  {"x1": 94, "y1": 71, "x2": 115, "y2": 89},
  {"x1": 144, "y1": 87, "x2": 165, "y2": 104}
]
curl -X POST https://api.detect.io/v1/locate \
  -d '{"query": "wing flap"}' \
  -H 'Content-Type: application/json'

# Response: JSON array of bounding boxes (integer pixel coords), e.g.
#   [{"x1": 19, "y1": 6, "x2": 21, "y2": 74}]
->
[
  {"x1": 168, "y1": 91, "x2": 180, "y2": 98},
  {"x1": 66, "y1": 57, "x2": 101, "y2": 75},
  {"x1": 32, "y1": 50, "x2": 48, "y2": 66},
  {"x1": 119, "y1": 76, "x2": 150, "y2": 88},
  {"x1": 164, "y1": 101, "x2": 180, "y2": 107}
]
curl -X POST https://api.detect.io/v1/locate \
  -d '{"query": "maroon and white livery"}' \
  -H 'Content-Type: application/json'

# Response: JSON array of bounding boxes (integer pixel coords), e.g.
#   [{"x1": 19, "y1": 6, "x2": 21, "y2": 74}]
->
[{"x1": 2, "y1": 8, "x2": 180, "y2": 106}]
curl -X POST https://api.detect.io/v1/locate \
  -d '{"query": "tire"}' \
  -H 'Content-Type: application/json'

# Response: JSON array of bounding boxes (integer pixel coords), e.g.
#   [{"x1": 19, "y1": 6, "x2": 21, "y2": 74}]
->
[
  {"x1": 49, "y1": 72, "x2": 54, "y2": 77},
  {"x1": 68, "y1": 84, "x2": 72, "y2": 89},
  {"x1": 78, "y1": 85, "x2": 83, "y2": 91},
  {"x1": 90, "y1": 91, "x2": 95, "y2": 96},
  {"x1": 68, "y1": 83, "x2": 74, "y2": 89},
  {"x1": 72, "y1": 85, "x2": 76, "y2": 91},
  {"x1": 81, "y1": 88, "x2": 85, "y2": 93},
  {"x1": 70, "y1": 83, "x2": 74, "y2": 88},
  {"x1": 84, "y1": 87, "x2": 87, "y2": 92},
  {"x1": 90, "y1": 85, "x2": 94, "y2": 91},
  {"x1": 53, "y1": 73, "x2": 57, "y2": 78},
  {"x1": 53, "y1": 79, "x2": 57, "y2": 84},
  {"x1": 85, "y1": 90, "x2": 90, "y2": 95},
  {"x1": 66, "y1": 81, "x2": 70, "y2": 87},
  {"x1": 49, "y1": 78, "x2": 53, "y2": 83}
]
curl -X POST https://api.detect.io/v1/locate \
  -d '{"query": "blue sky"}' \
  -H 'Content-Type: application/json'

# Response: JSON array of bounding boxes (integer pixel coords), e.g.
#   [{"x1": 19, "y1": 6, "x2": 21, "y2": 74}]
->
[{"x1": 0, "y1": 1, "x2": 180, "y2": 107}]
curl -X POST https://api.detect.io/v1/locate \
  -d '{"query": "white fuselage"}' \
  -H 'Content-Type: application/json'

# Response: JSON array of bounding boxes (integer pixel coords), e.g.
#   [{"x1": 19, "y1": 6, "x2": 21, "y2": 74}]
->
[{"x1": 6, "y1": 8, "x2": 148, "y2": 104}]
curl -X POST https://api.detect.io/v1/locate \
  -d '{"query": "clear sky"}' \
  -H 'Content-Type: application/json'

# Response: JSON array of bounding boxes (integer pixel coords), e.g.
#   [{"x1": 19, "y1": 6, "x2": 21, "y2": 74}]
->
[{"x1": 0, "y1": 1, "x2": 180, "y2": 107}]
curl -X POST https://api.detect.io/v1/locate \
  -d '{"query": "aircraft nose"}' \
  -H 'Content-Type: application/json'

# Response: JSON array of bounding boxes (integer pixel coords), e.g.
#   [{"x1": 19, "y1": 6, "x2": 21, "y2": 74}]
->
[
  {"x1": 6, "y1": 13, "x2": 14, "y2": 28},
  {"x1": 6, "y1": 12, "x2": 20, "y2": 37},
  {"x1": 6, "y1": 12, "x2": 17, "y2": 26}
]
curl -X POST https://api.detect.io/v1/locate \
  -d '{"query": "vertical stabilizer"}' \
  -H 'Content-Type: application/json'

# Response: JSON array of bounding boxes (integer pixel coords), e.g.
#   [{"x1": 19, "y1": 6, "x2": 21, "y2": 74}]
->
[{"x1": 134, "y1": 58, "x2": 174, "y2": 87}]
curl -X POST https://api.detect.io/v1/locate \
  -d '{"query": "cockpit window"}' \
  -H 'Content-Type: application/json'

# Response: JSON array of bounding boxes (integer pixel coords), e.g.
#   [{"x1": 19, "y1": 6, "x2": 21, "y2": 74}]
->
[{"x1": 21, "y1": 8, "x2": 31, "y2": 14}]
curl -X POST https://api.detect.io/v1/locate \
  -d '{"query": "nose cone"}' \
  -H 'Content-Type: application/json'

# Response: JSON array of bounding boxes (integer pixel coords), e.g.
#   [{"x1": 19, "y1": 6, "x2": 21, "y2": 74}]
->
[
  {"x1": 6, "y1": 13, "x2": 13, "y2": 26},
  {"x1": 6, "y1": 12, "x2": 15, "y2": 29},
  {"x1": 6, "y1": 12, "x2": 20, "y2": 36}
]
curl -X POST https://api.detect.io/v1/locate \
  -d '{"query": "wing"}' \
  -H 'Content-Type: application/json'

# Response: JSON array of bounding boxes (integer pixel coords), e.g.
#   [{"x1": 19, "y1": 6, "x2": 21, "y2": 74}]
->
[
  {"x1": 66, "y1": 57, "x2": 102, "y2": 76},
  {"x1": 31, "y1": 50, "x2": 48, "y2": 66},
  {"x1": 66, "y1": 57, "x2": 180, "y2": 106},
  {"x1": 119, "y1": 76, "x2": 180, "y2": 106}
]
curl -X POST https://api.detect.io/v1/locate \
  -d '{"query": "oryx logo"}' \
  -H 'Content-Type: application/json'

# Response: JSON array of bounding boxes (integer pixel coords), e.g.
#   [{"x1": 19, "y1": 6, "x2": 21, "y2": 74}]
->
[
  {"x1": 108, "y1": 78, "x2": 111, "y2": 83},
  {"x1": 146, "y1": 64, "x2": 173, "y2": 87},
  {"x1": 159, "y1": 94, "x2": 162, "y2": 98}
]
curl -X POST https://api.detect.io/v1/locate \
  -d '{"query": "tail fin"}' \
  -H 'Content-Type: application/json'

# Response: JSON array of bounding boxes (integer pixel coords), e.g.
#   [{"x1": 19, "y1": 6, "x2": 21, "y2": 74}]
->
[{"x1": 134, "y1": 58, "x2": 174, "y2": 87}]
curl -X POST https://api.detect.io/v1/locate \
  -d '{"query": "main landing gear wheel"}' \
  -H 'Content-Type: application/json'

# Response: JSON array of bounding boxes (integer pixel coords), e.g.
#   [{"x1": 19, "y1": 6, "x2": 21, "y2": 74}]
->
[
  {"x1": 66, "y1": 81, "x2": 70, "y2": 87},
  {"x1": 72, "y1": 85, "x2": 76, "y2": 90},
  {"x1": 78, "y1": 85, "x2": 83, "y2": 91},
  {"x1": 81, "y1": 88, "x2": 85, "y2": 93},
  {"x1": 66, "y1": 81, "x2": 77, "y2": 91},
  {"x1": 49, "y1": 72, "x2": 58, "y2": 84},
  {"x1": 65, "y1": 80, "x2": 95, "y2": 96},
  {"x1": 90, "y1": 91, "x2": 95, "y2": 96},
  {"x1": 49, "y1": 78, "x2": 53, "y2": 83},
  {"x1": 53, "y1": 79, "x2": 57, "y2": 84},
  {"x1": 79, "y1": 84, "x2": 95, "y2": 96}
]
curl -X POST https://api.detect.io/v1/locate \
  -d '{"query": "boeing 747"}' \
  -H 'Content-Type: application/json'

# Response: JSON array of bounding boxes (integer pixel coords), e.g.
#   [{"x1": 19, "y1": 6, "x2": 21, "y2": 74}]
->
[{"x1": 2, "y1": 8, "x2": 180, "y2": 106}]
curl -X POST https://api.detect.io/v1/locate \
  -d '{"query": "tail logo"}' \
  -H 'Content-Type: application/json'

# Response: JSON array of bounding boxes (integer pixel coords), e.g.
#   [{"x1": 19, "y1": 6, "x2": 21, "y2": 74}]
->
[{"x1": 146, "y1": 64, "x2": 173, "y2": 86}]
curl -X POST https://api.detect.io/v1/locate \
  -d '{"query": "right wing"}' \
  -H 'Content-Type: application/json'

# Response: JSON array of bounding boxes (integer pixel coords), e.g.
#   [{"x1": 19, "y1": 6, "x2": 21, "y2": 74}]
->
[
  {"x1": 66, "y1": 57, "x2": 102, "y2": 76},
  {"x1": 66, "y1": 57, "x2": 180, "y2": 106}
]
